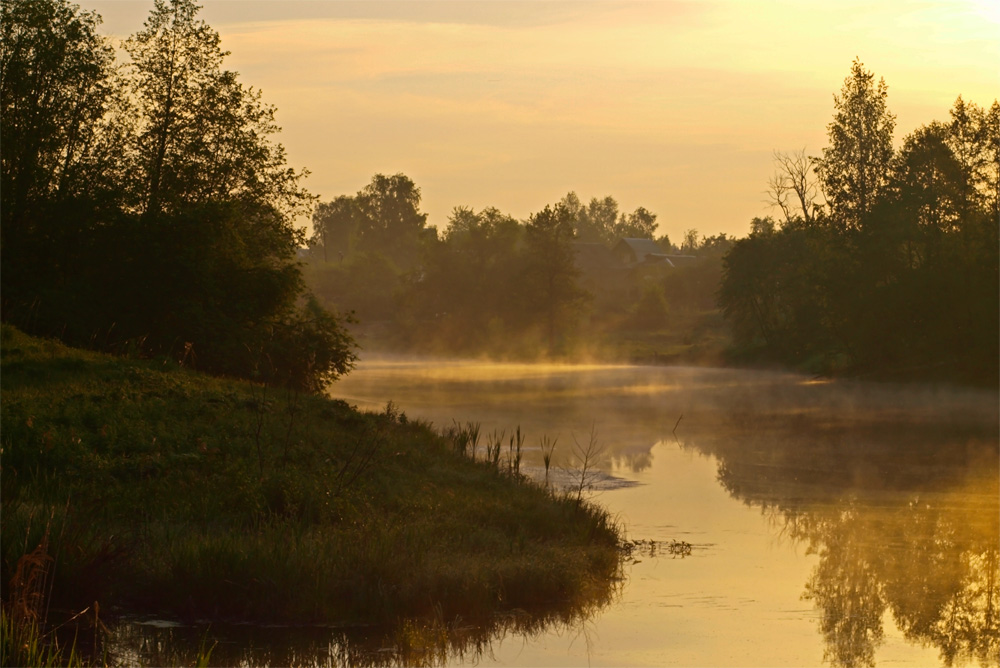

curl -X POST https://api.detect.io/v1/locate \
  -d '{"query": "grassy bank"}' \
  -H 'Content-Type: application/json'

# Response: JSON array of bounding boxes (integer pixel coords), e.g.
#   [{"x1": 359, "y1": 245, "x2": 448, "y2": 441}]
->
[{"x1": 0, "y1": 325, "x2": 622, "y2": 636}]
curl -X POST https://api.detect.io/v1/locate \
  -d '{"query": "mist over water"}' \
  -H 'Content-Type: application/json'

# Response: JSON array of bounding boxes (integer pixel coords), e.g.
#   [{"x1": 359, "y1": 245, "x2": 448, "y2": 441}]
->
[
  {"x1": 329, "y1": 357, "x2": 999, "y2": 666},
  {"x1": 108, "y1": 358, "x2": 998, "y2": 666}
]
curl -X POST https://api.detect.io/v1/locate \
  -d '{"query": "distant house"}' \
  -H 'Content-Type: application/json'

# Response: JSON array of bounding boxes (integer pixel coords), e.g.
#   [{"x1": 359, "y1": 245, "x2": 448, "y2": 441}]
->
[
  {"x1": 613, "y1": 238, "x2": 668, "y2": 266},
  {"x1": 660, "y1": 254, "x2": 699, "y2": 268},
  {"x1": 613, "y1": 238, "x2": 697, "y2": 268}
]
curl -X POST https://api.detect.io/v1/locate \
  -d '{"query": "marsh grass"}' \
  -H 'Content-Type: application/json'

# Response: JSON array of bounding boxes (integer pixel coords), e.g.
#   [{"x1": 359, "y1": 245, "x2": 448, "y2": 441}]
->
[
  {"x1": 568, "y1": 425, "x2": 608, "y2": 504},
  {"x1": 0, "y1": 528, "x2": 90, "y2": 668},
  {"x1": 1, "y1": 325, "x2": 623, "y2": 635},
  {"x1": 540, "y1": 434, "x2": 558, "y2": 488}
]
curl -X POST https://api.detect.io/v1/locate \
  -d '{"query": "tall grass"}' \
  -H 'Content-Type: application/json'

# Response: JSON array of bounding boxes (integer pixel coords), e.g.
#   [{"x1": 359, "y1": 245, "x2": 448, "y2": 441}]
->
[
  {"x1": 0, "y1": 531, "x2": 88, "y2": 668},
  {"x1": 1, "y1": 324, "x2": 624, "y2": 635}
]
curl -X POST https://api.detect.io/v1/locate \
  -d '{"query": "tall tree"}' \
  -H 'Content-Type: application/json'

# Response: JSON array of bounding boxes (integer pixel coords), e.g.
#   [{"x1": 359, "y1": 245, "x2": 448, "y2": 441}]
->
[
  {"x1": 816, "y1": 59, "x2": 895, "y2": 230},
  {"x1": 888, "y1": 123, "x2": 967, "y2": 235},
  {"x1": 680, "y1": 229, "x2": 700, "y2": 253},
  {"x1": 615, "y1": 206, "x2": 658, "y2": 239},
  {"x1": 0, "y1": 0, "x2": 123, "y2": 329},
  {"x1": 311, "y1": 195, "x2": 358, "y2": 262},
  {"x1": 522, "y1": 204, "x2": 589, "y2": 353},
  {"x1": 354, "y1": 172, "x2": 428, "y2": 266},
  {"x1": 124, "y1": 0, "x2": 309, "y2": 223},
  {"x1": 1, "y1": 0, "x2": 355, "y2": 391},
  {"x1": 0, "y1": 0, "x2": 115, "y2": 229},
  {"x1": 767, "y1": 149, "x2": 821, "y2": 225},
  {"x1": 411, "y1": 206, "x2": 523, "y2": 350},
  {"x1": 582, "y1": 196, "x2": 620, "y2": 243},
  {"x1": 946, "y1": 96, "x2": 1000, "y2": 218},
  {"x1": 985, "y1": 101, "x2": 1000, "y2": 218}
]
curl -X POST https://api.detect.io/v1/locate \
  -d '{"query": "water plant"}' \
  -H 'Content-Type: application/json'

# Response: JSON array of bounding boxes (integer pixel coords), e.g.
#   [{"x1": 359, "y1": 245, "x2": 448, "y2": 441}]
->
[
  {"x1": 485, "y1": 428, "x2": 504, "y2": 469},
  {"x1": 0, "y1": 530, "x2": 90, "y2": 668},
  {"x1": 540, "y1": 434, "x2": 558, "y2": 488},
  {"x1": 506, "y1": 425, "x2": 524, "y2": 477},
  {"x1": 569, "y1": 425, "x2": 607, "y2": 504}
]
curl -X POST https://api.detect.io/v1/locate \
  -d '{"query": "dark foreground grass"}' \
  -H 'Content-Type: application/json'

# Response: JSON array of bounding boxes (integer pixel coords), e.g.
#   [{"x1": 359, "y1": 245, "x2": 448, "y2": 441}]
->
[{"x1": 0, "y1": 325, "x2": 622, "y2": 637}]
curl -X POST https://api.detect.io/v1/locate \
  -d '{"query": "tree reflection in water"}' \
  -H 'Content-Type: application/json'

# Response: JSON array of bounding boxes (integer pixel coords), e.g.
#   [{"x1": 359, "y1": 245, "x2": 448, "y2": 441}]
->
[
  {"x1": 102, "y1": 576, "x2": 621, "y2": 667},
  {"x1": 691, "y1": 410, "x2": 999, "y2": 668}
]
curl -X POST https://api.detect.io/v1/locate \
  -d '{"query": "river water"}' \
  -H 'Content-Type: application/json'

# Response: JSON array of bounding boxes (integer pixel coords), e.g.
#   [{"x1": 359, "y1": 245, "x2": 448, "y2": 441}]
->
[
  {"x1": 115, "y1": 359, "x2": 999, "y2": 666},
  {"x1": 332, "y1": 358, "x2": 999, "y2": 667}
]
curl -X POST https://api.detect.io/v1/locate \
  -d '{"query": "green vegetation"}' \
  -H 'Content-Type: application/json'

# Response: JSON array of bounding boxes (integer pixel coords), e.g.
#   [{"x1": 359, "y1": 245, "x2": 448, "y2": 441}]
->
[
  {"x1": 1, "y1": 0, "x2": 355, "y2": 391},
  {"x1": 0, "y1": 326, "x2": 623, "y2": 637},
  {"x1": 719, "y1": 60, "x2": 999, "y2": 385},
  {"x1": 305, "y1": 180, "x2": 732, "y2": 361},
  {"x1": 303, "y1": 61, "x2": 998, "y2": 386}
]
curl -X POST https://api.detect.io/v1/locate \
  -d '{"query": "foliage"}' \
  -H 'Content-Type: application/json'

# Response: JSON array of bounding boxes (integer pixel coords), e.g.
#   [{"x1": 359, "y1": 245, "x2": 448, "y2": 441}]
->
[
  {"x1": 354, "y1": 172, "x2": 430, "y2": 268},
  {"x1": 719, "y1": 62, "x2": 998, "y2": 384},
  {"x1": 311, "y1": 195, "x2": 359, "y2": 261},
  {"x1": 522, "y1": 204, "x2": 591, "y2": 354},
  {"x1": 304, "y1": 179, "x2": 734, "y2": 361},
  {"x1": 0, "y1": 0, "x2": 353, "y2": 393},
  {"x1": 123, "y1": 0, "x2": 312, "y2": 222},
  {"x1": 816, "y1": 58, "x2": 896, "y2": 231},
  {"x1": 559, "y1": 192, "x2": 658, "y2": 244},
  {"x1": 306, "y1": 250, "x2": 402, "y2": 324},
  {"x1": 0, "y1": 0, "x2": 117, "y2": 230},
  {"x1": 412, "y1": 206, "x2": 524, "y2": 352}
]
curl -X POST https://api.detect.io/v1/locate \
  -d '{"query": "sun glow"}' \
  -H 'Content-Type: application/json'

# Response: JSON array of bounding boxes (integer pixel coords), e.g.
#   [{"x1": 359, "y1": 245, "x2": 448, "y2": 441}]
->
[{"x1": 83, "y1": 0, "x2": 998, "y2": 239}]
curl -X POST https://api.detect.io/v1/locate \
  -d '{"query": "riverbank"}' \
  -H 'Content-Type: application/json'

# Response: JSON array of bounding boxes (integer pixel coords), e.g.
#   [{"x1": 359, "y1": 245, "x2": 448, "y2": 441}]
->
[{"x1": 0, "y1": 325, "x2": 622, "y2": 648}]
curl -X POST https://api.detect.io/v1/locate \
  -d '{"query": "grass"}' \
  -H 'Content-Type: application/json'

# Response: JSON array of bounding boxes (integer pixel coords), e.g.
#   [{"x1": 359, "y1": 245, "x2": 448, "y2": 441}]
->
[{"x1": 0, "y1": 325, "x2": 622, "y2": 641}]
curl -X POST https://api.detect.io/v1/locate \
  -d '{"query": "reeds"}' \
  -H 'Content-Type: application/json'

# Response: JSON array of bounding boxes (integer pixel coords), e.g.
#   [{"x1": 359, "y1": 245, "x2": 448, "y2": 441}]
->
[
  {"x1": 540, "y1": 435, "x2": 558, "y2": 488},
  {"x1": 449, "y1": 420, "x2": 480, "y2": 459},
  {"x1": 0, "y1": 532, "x2": 88, "y2": 668}
]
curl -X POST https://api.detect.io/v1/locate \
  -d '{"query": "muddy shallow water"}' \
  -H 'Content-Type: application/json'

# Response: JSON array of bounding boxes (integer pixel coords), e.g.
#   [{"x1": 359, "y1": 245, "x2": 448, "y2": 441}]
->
[{"x1": 112, "y1": 359, "x2": 999, "y2": 666}]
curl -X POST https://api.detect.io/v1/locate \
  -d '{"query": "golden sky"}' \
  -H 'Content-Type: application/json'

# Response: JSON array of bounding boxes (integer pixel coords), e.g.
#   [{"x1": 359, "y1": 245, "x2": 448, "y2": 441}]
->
[{"x1": 84, "y1": 0, "x2": 999, "y2": 242}]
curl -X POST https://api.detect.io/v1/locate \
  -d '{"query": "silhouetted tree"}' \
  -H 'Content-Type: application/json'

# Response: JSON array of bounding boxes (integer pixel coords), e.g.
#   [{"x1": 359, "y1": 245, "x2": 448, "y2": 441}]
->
[
  {"x1": 354, "y1": 172, "x2": 429, "y2": 267},
  {"x1": 680, "y1": 229, "x2": 700, "y2": 253},
  {"x1": 767, "y1": 149, "x2": 821, "y2": 225},
  {"x1": 0, "y1": 0, "x2": 116, "y2": 229},
  {"x1": 720, "y1": 60, "x2": 998, "y2": 382},
  {"x1": 615, "y1": 206, "x2": 658, "y2": 239},
  {"x1": 522, "y1": 204, "x2": 589, "y2": 354},
  {"x1": 0, "y1": 0, "x2": 356, "y2": 392},
  {"x1": 124, "y1": 0, "x2": 310, "y2": 222},
  {"x1": 311, "y1": 195, "x2": 359, "y2": 262},
  {"x1": 0, "y1": 0, "x2": 123, "y2": 323},
  {"x1": 411, "y1": 206, "x2": 524, "y2": 351},
  {"x1": 816, "y1": 59, "x2": 895, "y2": 231},
  {"x1": 946, "y1": 96, "x2": 1000, "y2": 218}
]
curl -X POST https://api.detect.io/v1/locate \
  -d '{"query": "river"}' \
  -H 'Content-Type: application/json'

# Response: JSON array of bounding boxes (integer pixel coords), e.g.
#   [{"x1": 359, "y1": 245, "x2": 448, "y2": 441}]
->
[{"x1": 115, "y1": 358, "x2": 999, "y2": 666}]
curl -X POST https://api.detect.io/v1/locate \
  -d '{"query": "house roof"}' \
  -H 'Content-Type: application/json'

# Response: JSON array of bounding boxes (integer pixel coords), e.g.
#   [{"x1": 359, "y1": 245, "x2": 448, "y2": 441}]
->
[
  {"x1": 614, "y1": 238, "x2": 665, "y2": 264},
  {"x1": 661, "y1": 254, "x2": 698, "y2": 267}
]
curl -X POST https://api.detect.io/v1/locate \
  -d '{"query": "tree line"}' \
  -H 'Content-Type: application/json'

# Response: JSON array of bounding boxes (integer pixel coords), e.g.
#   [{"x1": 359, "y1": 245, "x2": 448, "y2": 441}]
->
[
  {"x1": 1, "y1": 0, "x2": 355, "y2": 391},
  {"x1": 305, "y1": 174, "x2": 733, "y2": 358},
  {"x1": 719, "y1": 59, "x2": 999, "y2": 384}
]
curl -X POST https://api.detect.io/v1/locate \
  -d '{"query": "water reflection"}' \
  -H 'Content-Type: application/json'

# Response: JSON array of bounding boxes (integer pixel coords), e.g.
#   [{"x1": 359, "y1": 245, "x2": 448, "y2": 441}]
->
[
  {"x1": 100, "y1": 360, "x2": 998, "y2": 666},
  {"x1": 334, "y1": 359, "x2": 998, "y2": 666},
  {"x1": 687, "y1": 409, "x2": 999, "y2": 667},
  {"x1": 104, "y1": 572, "x2": 620, "y2": 667}
]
